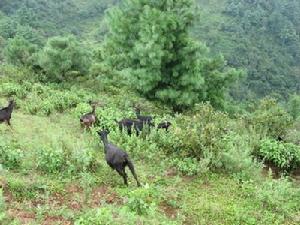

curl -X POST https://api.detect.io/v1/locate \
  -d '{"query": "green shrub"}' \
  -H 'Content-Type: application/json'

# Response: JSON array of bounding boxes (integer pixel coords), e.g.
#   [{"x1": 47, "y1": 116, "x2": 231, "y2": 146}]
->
[
  {"x1": 174, "y1": 103, "x2": 230, "y2": 168},
  {"x1": 255, "y1": 177, "x2": 300, "y2": 216},
  {"x1": 4, "y1": 36, "x2": 37, "y2": 66},
  {"x1": 249, "y1": 98, "x2": 293, "y2": 139},
  {"x1": 0, "y1": 188, "x2": 5, "y2": 223},
  {"x1": 38, "y1": 35, "x2": 91, "y2": 82},
  {"x1": 171, "y1": 158, "x2": 201, "y2": 176},
  {"x1": 0, "y1": 82, "x2": 28, "y2": 98},
  {"x1": 220, "y1": 133, "x2": 263, "y2": 181},
  {"x1": 258, "y1": 139, "x2": 300, "y2": 171},
  {"x1": 0, "y1": 138, "x2": 23, "y2": 170},
  {"x1": 125, "y1": 185, "x2": 159, "y2": 215},
  {"x1": 35, "y1": 145, "x2": 65, "y2": 174},
  {"x1": 287, "y1": 94, "x2": 300, "y2": 120},
  {"x1": 75, "y1": 207, "x2": 115, "y2": 225}
]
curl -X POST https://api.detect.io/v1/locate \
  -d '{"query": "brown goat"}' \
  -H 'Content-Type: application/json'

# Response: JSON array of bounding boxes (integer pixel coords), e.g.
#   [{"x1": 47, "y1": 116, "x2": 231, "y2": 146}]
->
[
  {"x1": 0, "y1": 100, "x2": 15, "y2": 126},
  {"x1": 80, "y1": 103, "x2": 97, "y2": 129}
]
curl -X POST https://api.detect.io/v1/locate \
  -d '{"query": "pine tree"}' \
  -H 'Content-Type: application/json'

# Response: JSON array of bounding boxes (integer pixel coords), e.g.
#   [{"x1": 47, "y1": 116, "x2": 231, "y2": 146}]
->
[{"x1": 105, "y1": 0, "x2": 240, "y2": 110}]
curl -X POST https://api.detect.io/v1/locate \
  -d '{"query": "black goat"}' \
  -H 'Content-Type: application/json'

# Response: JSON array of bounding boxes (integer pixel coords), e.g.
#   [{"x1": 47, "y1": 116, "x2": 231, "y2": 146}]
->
[
  {"x1": 115, "y1": 119, "x2": 144, "y2": 136},
  {"x1": 0, "y1": 100, "x2": 15, "y2": 126},
  {"x1": 97, "y1": 130, "x2": 141, "y2": 187},
  {"x1": 135, "y1": 107, "x2": 154, "y2": 126},
  {"x1": 157, "y1": 121, "x2": 172, "y2": 132}
]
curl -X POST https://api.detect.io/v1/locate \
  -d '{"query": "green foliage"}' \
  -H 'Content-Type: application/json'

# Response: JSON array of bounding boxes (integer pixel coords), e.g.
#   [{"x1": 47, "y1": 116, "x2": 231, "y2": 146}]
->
[
  {"x1": 287, "y1": 94, "x2": 300, "y2": 120},
  {"x1": 0, "y1": 81, "x2": 95, "y2": 115},
  {"x1": 126, "y1": 185, "x2": 159, "y2": 215},
  {"x1": 175, "y1": 103, "x2": 230, "y2": 166},
  {"x1": 0, "y1": 188, "x2": 5, "y2": 223},
  {"x1": 38, "y1": 36, "x2": 91, "y2": 81},
  {"x1": 171, "y1": 157, "x2": 201, "y2": 176},
  {"x1": 196, "y1": 0, "x2": 300, "y2": 100},
  {"x1": 259, "y1": 139, "x2": 300, "y2": 171},
  {"x1": 35, "y1": 145, "x2": 65, "y2": 174},
  {"x1": 249, "y1": 98, "x2": 293, "y2": 139},
  {"x1": 221, "y1": 133, "x2": 262, "y2": 181},
  {"x1": 105, "y1": 0, "x2": 240, "y2": 110},
  {"x1": 0, "y1": 138, "x2": 23, "y2": 170},
  {"x1": 4, "y1": 36, "x2": 37, "y2": 66},
  {"x1": 254, "y1": 177, "x2": 300, "y2": 216},
  {"x1": 35, "y1": 138, "x2": 98, "y2": 175}
]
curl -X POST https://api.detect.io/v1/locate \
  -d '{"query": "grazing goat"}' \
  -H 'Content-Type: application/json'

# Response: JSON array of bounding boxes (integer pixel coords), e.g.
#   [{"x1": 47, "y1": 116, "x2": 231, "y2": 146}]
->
[
  {"x1": 157, "y1": 121, "x2": 172, "y2": 132},
  {"x1": 80, "y1": 103, "x2": 97, "y2": 129},
  {"x1": 97, "y1": 130, "x2": 141, "y2": 187},
  {"x1": 0, "y1": 100, "x2": 15, "y2": 126},
  {"x1": 115, "y1": 119, "x2": 144, "y2": 136},
  {"x1": 135, "y1": 107, "x2": 154, "y2": 126}
]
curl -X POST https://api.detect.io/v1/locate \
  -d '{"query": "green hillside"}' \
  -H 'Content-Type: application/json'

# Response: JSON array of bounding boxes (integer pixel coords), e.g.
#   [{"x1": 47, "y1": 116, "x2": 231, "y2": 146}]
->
[{"x1": 0, "y1": 0, "x2": 300, "y2": 224}]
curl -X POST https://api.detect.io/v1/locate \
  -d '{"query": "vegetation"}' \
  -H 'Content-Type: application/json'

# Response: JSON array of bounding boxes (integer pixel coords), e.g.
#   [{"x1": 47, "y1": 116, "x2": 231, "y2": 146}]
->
[{"x1": 0, "y1": 0, "x2": 299, "y2": 224}]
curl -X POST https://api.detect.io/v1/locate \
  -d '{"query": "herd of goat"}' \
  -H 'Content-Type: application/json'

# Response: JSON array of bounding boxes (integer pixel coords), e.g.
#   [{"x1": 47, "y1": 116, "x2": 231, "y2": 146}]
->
[{"x1": 1, "y1": 99, "x2": 172, "y2": 187}]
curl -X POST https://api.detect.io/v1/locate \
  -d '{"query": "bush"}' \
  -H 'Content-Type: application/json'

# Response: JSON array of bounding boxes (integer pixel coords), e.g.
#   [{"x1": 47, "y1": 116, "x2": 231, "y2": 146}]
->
[
  {"x1": 0, "y1": 138, "x2": 23, "y2": 170},
  {"x1": 126, "y1": 185, "x2": 159, "y2": 215},
  {"x1": 38, "y1": 35, "x2": 91, "y2": 82},
  {"x1": 287, "y1": 94, "x2": 300, "y2": 120},
  {"x1": 255, "y1": 177, "x2": 300, "y2": 216},
  {"x1": 258, "y1": 139, "x2": 300, "y2": 171},
  {"x1": 171, "y1": 158, "x2": 201, "y2": 176},
  {"x1": 249, "y1": 98, "x2": 293, "y2": 139},
  {"x1": 4, "y1": 36, "x2": 37, "y2": 66},
  {"x1": 35, "y1": 145, "x2": 65, "y2": 174},
  {"x1": 174, "y1": 103, "x2": 230, "y2": 168},
  {"x1": 220, "y1": 133, "x2": 262, "y2": 180}
]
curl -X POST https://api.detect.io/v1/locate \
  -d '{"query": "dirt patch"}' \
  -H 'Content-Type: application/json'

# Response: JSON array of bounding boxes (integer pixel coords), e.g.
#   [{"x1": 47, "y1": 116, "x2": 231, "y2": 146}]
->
[
  {"x1": 262, "y1": 162, "x2": 282, "y2": 179},
  {"x1": 90, "y1": 186, "x2": 122, "y2": 207},
  {"x1": 159, "y1": 201, "x2": 178, "y2": 219},
  {"x1": 66, "y1": 184, "x2": 83, "y2": 194},
  {"x1": 42, "y1": 215, "x2": 71, "y2": 225},
  {"x1": 48, "y1": 192, "x2": 66, "y2": 207},
  {"x1": 68, "y1": 200, "x2": 82, "y2": 211},
  {"x1": 164, "y1": 168, "x2": 177, "y2": 177},
  {"x1": 291, "y1": 167, "x2": 300, "y2": 182},
  {"x1": 8, "y1": 209, "x2": 36, "y2": 225}
]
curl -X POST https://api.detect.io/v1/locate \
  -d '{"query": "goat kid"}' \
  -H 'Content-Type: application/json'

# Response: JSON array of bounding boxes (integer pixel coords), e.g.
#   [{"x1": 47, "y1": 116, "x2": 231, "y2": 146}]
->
[
  {"x1": 157, "y1": 121, "x2": 172, "y2": 131},
  {"x1": 80, "y1": 104, "x2": 97, "y2": 129}
]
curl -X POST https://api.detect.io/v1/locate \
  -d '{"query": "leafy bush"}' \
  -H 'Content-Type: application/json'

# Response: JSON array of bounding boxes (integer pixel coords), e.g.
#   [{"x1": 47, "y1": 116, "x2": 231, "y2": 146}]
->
[
  {"x1": 0, "y1": 188, "x2": 5, "y2": 222},
  {"x1": 74, "y1": 205, "x2": 177, "y2": 225},
  {"x1": 287, "y1": 94, "x2": 300, "y2": 120},
  {"x1": 249, "y1": 98, "x2": 293, "y2": 139},
  {"x1": 0, "y1": 138, "x2": 23, "y2": 170},
  {"x1": 38, "y1": 35, "x2": 91, "y2": 82},
  {"x1": 35, "y1": 145, "x2": 65, "y2": 174},
  {"x1": 255, "y1": 177, "x2": 300, "y2": 216},
  {"x1": 4, "y1": 36, "x2": 37, "y2": 66},
  {"x1": 220, "y1": 133, "x2": 262, "y2": 180},
  {"x1": 75, "y1": 207, "x2": 114, "y2": 225},
  {"x1": 35, "y1": 140, "x2": 98, "y2": 175},
  {"x1": 258, "y1": 139, "x2": 300, "y2": 171},
  {"x1": 174, "y1": 103, "x2": 230, "y2": 168},
  {"x1": 171, "y1": 158, "x2": 201, "y2": 176},
  {"x1": 126, "y1": 185, "x2": 159, "y2": 215}
]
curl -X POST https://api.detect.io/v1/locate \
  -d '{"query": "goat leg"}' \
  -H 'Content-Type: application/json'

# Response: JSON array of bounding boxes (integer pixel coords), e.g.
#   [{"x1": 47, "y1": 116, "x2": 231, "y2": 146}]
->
[
  {"x1": 116, "y1": 167, "x2": 128, "y2": 186},
  {"x1": 127, "y1": 160, "x2": 141, "y2": 187}
]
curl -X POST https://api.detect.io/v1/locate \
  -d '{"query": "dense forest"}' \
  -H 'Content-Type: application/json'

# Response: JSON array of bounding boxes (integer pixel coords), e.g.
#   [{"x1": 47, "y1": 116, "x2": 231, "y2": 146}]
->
[
  {"x1": 0, "y1": 0, "x2": 300, "y2": 224},
  {"x1": 1, "y1": 0, "x2": 299, "y2": 100}
]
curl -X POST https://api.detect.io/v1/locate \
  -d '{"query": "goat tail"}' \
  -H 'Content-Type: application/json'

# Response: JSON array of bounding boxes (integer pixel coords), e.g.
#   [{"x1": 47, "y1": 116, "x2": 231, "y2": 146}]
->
[{"x1": 126, "y1": 158, "x2": 141, "y2": 187}]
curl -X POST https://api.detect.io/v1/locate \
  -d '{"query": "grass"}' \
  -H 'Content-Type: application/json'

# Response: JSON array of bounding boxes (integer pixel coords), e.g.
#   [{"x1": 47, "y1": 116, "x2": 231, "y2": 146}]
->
[{"x1": 0, "y1": 109, "x2": 300, "y2": 224}]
